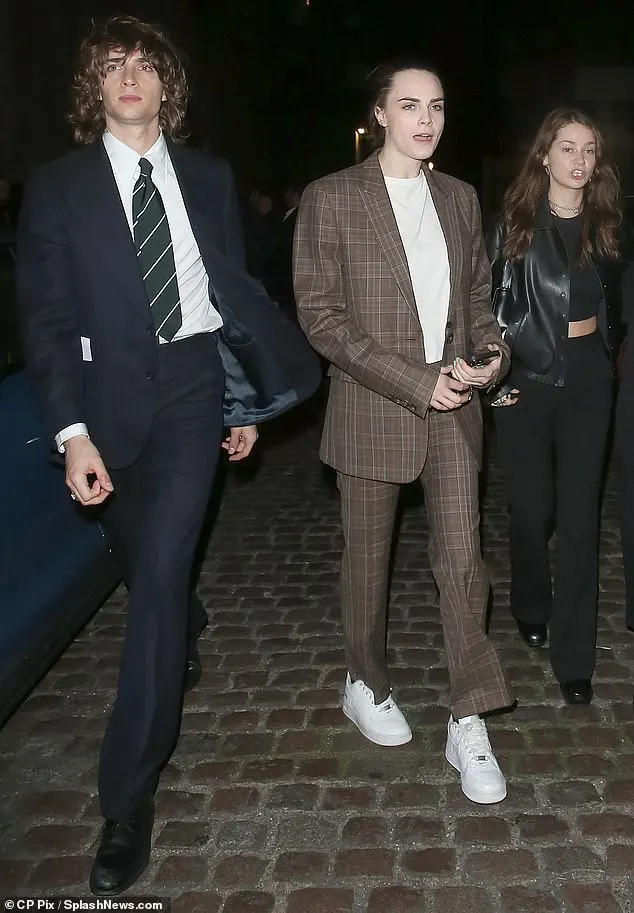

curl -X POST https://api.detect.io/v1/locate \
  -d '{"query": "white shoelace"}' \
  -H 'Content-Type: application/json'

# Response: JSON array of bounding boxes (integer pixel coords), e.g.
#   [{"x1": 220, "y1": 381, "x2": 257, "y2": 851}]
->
[
  {"x1": 358, "y1": 681, "x2": 397, "y2": 714},
  {"x1": 457, "y1": 717, "x2": 493, "y2": 763},
  {"x1": 375, "y1": 696, "x2": 398, "y2": 714}
]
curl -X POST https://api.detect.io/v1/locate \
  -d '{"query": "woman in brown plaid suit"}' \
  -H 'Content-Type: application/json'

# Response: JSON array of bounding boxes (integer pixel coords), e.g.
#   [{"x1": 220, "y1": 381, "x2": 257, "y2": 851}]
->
[{"x1": 293, "y1": 58, "x2": 513, "y2": 804}]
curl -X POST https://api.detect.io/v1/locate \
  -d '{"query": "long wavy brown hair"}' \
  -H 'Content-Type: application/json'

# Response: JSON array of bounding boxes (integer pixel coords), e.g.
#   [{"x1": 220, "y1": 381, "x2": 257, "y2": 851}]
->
[
  {"x1": 503, "y1": 108, "x2": 621, "y2": 263},
  {"x1": 69, "y1": 15, "x2": 189, "y2": 145}
]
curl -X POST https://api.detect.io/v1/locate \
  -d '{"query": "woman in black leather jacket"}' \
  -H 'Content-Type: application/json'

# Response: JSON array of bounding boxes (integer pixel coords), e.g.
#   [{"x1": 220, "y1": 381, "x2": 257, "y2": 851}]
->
[{"x1": 487, "y1": 108, "x2": 622, "y2": 705}]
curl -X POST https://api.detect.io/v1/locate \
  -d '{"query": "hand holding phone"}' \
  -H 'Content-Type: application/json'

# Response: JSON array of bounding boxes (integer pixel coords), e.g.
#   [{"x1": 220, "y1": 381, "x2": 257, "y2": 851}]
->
[
  {"x1": 468, "y1": 349, "x2": 501, "y2": 368},
  {"x1": 451, "y1": 346, "x2": 502, "y2": 389}
]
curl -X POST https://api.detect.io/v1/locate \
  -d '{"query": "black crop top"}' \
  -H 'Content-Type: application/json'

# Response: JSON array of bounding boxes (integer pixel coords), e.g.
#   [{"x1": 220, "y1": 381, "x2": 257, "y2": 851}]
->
[{"x1": 555, "y1": 214, "x2": 602, "y2": 322}]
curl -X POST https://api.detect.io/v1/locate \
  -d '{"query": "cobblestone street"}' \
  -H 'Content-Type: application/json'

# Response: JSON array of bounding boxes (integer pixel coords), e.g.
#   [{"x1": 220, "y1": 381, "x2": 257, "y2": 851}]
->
[{"x1": 1, "y1": 396, "x2": 634, "y2": 912}]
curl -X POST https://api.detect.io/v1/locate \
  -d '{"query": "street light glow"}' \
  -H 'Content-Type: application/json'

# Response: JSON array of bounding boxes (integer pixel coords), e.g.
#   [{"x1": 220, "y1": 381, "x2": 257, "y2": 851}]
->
[{"x1": 354, "y1": 127, "x2": 368, "y2": 163}]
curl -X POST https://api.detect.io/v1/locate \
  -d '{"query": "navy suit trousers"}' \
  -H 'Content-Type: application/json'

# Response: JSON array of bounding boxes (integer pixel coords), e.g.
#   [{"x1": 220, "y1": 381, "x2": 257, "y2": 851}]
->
[{"x1": 98, "y1": 332, "x2": 225, "y2": 819}]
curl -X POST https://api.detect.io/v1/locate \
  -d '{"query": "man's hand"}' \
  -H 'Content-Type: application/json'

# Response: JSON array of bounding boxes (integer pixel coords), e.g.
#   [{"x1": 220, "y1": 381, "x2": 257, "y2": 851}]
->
[
  {"x1": 430, "y1": 366, "x2": 472, "y2": 411},
  {"x1": 451, "y1": 344, "x2": 503, "y2": 388},
  {"x1": 222, "y1": 425, "x2": 258, "y2": 462},
  {"x1": 65, "y1": 435, "x2": 114, "y2": 506}
]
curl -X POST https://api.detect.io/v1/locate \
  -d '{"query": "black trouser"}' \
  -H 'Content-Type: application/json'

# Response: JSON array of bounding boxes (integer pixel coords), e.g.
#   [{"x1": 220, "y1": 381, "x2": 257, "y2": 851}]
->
[
  {"x1": 620, "y1": 462, "x2": 634, "y2": 629},
  {"x1": 493, "y1": 333, "x2": 612, "y2": 682},
  {"x1": 98, "y1": 333, "x2": 224, "y2": 820},
  {"x1": 616, "y1": 373, "x2": 634, "y2": 630}
]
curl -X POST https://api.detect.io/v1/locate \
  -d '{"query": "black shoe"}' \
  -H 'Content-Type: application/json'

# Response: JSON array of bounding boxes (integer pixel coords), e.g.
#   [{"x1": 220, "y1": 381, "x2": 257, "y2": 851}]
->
[
  {"x1": 185, "y1": 639, "x2": 202, "y2": 692},
  {"x1": 560, "y1": 679, "x2": 593, "y2": 705},
  {"x1": 515, "y1": 619, "x2": 547, "y2": 648},
  {"x1": 89, "y1": 796, "x2": 154, "y2": 896}
]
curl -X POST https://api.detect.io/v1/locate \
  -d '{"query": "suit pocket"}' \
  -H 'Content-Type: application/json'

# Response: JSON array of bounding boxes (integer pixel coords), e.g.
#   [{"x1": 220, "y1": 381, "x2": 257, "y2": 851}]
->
[
  {"x1": 373, "y1": 331, "x2": 422, "y2": 353},
  {"x1": 80, "y1": 336, "x2": 92, "y2": 361},
  {"x1": 503, "y1": 313, "x2": 526, "y2": 350},
  {"x1": 328, "y1": 366, "x2": 358, "y2": 384},
  {"x1": 509, "y1": 314, "x2": 554, "y2": 374}
]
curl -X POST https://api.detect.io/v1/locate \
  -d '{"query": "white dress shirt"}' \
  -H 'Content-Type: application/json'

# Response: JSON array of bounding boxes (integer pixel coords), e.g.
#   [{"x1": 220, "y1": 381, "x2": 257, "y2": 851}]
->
[
  {"x1": 56, "y1": 130, "x2": 223, "y2": 452},
  {"x1": 384, "y1": 170, "x2": 450, "y2": 364}
]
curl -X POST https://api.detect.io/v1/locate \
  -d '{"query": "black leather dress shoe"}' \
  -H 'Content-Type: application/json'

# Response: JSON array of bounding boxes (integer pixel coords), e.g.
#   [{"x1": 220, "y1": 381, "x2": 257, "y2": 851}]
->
[
  {"x1": 90, "y1": 796, "x2": 154, "y2": 896},
  {"x1": 560, "y1": 679, "x2": 593, "y2": 705},
  {"x1": 185, "y1": 639, "x2": 202, "y2": 692},
  {"x1": 515, "y1": 619, "x2": 547, "y2": 648}
]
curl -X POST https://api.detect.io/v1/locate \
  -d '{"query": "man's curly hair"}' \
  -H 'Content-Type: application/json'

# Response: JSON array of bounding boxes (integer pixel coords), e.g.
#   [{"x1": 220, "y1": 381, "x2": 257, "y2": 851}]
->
[{"x1": 69, "y1": 15, "x2": 189, "y2": 144}]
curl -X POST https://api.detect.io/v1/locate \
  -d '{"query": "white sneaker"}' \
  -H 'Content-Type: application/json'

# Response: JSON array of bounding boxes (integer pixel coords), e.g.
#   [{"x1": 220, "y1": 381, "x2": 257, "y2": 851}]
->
[
  {"x1": 342, "y1": 673, "x2": 412, "y2": 746},
  {"x1": 445, "y1": 715, "x2": 507, "y2": 804}
]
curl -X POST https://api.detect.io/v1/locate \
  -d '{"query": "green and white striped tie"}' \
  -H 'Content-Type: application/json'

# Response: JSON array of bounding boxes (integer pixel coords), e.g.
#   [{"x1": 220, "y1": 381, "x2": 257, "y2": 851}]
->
[{"x1": 133, "y1": 157, "x2": 182, "y2": 341}]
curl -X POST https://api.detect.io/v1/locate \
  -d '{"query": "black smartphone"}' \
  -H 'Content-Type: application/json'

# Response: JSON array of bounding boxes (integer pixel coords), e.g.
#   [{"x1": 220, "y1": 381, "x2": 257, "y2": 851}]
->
[{"x1": 468, "y1": 349, "x2": 501, "y2": 368}]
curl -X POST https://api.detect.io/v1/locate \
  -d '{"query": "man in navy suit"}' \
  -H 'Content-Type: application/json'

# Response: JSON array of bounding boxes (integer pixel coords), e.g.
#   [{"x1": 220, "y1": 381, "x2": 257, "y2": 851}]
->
[{"x1": 17, "y1": 15, "x2": 319, "y2": 897}]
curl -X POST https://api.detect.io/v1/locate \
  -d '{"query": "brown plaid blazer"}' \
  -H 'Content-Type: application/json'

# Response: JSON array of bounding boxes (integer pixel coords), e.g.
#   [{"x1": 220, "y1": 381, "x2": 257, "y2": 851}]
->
[{"x1": 293, "y1": 151, "x2": 509, "y2": 483}]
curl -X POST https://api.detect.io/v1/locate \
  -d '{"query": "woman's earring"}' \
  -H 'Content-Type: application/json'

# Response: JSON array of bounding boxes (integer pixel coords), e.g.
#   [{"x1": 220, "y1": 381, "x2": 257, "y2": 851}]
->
[{"x1": 545, "y1": 165, "x2": 550, "y2": 175}]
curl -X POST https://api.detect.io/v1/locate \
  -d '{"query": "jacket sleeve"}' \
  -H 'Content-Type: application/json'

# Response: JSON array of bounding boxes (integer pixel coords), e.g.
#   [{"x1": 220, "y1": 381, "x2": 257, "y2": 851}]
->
[
  {"x1": 467, "y1": 191, "x2": 510, "y2": 386},
  {"x1": 622, "y1": 261, "x2": 634, "y2": 325},
  {"x1": 486, "y1": 216, "x2": 508, "y2": 295},
  {"x1": 16, "y1": 172, "x2": 85, "y2": 445},
  {"x1": 292, "y1": 182, "x2": 440, "y2": 417}
]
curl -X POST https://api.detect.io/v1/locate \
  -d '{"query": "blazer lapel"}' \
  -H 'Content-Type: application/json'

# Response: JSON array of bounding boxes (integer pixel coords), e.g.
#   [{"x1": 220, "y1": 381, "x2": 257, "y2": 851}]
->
[
  {"x1": 167, "y1": 141, "x2": 206, "y2": 246},
  {"x1": 166, "y1": 140, "x2": 225, "y2": 273},
  {"x1": 358, "y1": 154, "x2": 418, "y2": 319},
  {"x1": 166, "y1": 140, "x2": 237, "y2": 320},
  {"x1": 425, "y1": 165, "x2": 461, "y2": 319},
  {"x1": 77, "y1": 142, "x2": 150, "y2": 319}
]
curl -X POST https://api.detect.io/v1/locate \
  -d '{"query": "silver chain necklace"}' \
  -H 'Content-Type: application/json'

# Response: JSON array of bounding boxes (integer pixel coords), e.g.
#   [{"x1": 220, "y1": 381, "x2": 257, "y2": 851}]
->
[{"x1": 548, "y1": 199, "x2": 582, "y2": 213}]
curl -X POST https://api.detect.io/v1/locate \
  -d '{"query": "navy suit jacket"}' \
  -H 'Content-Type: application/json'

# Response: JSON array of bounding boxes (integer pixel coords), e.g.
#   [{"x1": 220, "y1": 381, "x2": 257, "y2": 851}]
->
[{"x1": 17, "y1": 138, "x2": 321, "y2": 469}]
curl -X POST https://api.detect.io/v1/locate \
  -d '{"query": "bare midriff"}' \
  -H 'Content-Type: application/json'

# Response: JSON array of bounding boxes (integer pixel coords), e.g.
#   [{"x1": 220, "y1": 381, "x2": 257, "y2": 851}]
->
[{"x1": 568, "y1": 316, "x2": 598, "y2": 337}]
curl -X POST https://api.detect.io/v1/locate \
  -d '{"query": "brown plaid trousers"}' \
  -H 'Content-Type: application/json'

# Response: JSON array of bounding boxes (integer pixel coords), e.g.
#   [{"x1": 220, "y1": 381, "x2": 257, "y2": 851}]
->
[{"x1": 293, "y1": 151, "x2": 513, "y2": 716}]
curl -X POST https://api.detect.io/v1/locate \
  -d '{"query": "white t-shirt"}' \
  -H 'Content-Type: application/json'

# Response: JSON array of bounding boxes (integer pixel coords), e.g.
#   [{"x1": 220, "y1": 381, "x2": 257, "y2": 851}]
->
[{"x1": 384, "y1": 170, "x2": 450, "y2": 364}]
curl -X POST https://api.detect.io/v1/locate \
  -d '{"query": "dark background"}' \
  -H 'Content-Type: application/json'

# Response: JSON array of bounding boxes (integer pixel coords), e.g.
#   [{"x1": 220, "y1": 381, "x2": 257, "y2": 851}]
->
[{"x1": 2, "y1": 0, "x2": 634, "y2": 214}]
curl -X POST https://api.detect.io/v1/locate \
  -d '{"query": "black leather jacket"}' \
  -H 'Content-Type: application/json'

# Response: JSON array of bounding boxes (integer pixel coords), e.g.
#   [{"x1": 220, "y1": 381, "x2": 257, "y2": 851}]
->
[{"x1": 487, "y1": 198, "x2": 622, "y2": 395}]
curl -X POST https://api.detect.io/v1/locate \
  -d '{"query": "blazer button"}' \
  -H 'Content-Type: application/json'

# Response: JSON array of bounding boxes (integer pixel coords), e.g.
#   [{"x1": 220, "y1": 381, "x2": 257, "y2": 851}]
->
[
  {"x1": 446, "y1": 320, "x2": 453, "y2": 330},
  {"x1": 560, "y1": 291, "x2": 566, "y2": 298},
  {"x1": 447, "y1": 332, "x2": 454, "y2": 343},
  {"x1": 146, "y1": 372, "x2": 154, "y2": 382}
]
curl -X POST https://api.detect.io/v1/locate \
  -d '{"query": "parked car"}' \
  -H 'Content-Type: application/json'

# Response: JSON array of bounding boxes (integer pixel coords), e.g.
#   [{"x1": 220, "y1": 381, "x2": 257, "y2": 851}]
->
[
  {"x1": 0, "y1": 268, "x2": 120, "y2": 724},
  {"x1": 0, "y1": 228, "x2": 20, "y2": 376}
]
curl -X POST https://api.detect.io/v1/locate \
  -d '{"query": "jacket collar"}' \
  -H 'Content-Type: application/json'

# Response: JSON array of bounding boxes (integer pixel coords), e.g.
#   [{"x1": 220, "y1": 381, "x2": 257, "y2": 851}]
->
[
  {"x1": 531, "y1": 193, "x2": 606, "y2": 272},
  {"x1": 533, "y1": 195, "x2": 557, "y2": 230},
  {"x1": 358, "y1": 148, "x2": 447, "y2": 198}
]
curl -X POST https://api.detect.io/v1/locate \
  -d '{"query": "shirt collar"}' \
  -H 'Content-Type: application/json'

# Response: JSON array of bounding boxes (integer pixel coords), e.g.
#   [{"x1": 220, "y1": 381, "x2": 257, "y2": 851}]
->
[{"x1": 102, "y1": 130, "x2": 169, "y2": 186}]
